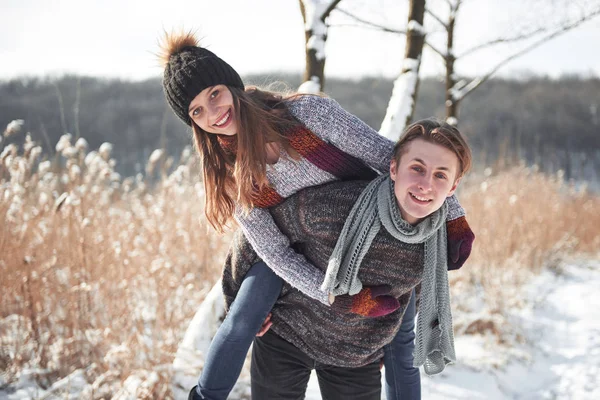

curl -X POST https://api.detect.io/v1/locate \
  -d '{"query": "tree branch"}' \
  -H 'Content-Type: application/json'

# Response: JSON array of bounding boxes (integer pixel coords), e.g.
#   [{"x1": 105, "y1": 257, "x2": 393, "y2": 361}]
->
[
  {"x1": 459, "y1": 8, "x2": 600, "y2": 100},
  {"x1": 451, "y1": 0, "x2": 463, "y2": 14},
  {"x1": 322, "y1": 0, "x2": 343, "y2": 21},
  {"x1": 425, "y1": 7, "x2": 448, "y2": 29},
  {"x1": 335, "y1": 7, "x2": 406, "y2": 34},
  {"x1": 458, "y1": 27, "x2": 547, "y2": 58},
  {"x1": 424, "y1": 40, "x2": 446, "y2": 58},
  {"x1": 336, "y1": 5, "x2": 453, "y2": 57},
  {"x1": 332, "y1": 10, "x2": 444, "y2": 58},
  {"x1": 329, "y1": 22, "x2": 406, "y2": 35}
]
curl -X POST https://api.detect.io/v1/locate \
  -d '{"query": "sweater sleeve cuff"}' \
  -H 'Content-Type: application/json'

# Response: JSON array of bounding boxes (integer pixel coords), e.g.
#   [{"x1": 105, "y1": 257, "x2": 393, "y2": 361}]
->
[{"x1": 446, "y1": 194, "x2": 465, "y2": 221}]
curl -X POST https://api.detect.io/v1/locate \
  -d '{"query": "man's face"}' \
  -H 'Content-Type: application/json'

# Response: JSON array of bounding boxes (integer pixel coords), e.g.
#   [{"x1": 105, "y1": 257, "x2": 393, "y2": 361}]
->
[{"x1": 390, "y1": 138, "x2": 460, "y2": 225}]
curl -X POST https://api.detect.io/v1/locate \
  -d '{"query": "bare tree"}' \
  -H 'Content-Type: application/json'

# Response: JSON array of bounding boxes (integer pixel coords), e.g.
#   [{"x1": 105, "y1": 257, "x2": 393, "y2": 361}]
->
[
  {"x1": 425, "y1": 0, "x2": 600, "y2": 124},
  {"x1": 339, "y1": 0, "x2": 600, "y2": 125},
  {"x1": 298, "y1": 0, "x2": 343, "y2": 93}
]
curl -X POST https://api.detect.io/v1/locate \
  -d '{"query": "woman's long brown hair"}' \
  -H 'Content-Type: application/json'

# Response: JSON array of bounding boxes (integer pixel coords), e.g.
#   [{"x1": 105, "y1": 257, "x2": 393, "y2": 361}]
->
[{"x1": 192, "y1": 86, "x2": 303, "y2": 232}]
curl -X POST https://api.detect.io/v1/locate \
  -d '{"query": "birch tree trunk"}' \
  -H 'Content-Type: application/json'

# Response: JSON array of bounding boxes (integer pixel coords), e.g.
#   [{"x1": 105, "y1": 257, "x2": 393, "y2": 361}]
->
[
  {"x1": 298, "y1": 0, "x2": 342, "y2": 93},
  {"x1": 379, "y1": 0, "x2": 426, "y2": 140},
  {"x1": 444, "y1": 8, "x2": 458, "y2": 124}
]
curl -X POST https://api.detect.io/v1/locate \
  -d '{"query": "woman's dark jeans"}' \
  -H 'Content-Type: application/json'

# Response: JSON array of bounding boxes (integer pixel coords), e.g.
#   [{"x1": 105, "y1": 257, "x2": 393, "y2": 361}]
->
[
  {"x1": 196, "y1": 261, "x2": 283, "y2": 400},
  {"x1": 383, "y1": 289, "x2": 420, "y2": 400}
]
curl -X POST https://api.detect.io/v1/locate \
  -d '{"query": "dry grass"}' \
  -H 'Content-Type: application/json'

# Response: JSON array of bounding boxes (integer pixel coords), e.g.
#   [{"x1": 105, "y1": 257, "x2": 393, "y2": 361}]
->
[
  {"x1": 1, "y1": 130, "x2": 599, "y2": 397},
  {"x1": 1, "y1": 133, "x2": 230, "y2": 398},
  {"x1": 450, "y1": 164, "x2": 600, "y2": 339}
]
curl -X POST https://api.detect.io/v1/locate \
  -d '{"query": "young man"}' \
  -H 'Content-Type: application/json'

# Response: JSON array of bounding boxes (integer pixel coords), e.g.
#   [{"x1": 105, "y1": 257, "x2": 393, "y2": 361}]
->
[{"x1": 221, "y1": 118, "x2": 473, "y2": 400}]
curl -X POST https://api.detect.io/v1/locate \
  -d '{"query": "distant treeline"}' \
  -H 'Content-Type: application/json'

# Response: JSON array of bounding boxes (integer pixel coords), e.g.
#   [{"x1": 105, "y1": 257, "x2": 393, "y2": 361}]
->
[{"x1": 1, "y1": 73, "x2": 599, "y2": 183}]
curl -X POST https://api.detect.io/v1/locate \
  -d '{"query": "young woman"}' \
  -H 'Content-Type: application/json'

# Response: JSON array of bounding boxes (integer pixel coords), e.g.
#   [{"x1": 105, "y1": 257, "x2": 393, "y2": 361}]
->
[{"x1": 159, "y1": 31, "x2": 474, "y2": 400}]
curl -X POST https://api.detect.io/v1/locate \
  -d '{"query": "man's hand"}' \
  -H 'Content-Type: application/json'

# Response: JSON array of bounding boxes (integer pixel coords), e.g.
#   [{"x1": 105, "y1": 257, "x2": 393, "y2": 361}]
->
[
  {"x1": 256, "y1": 313, "x2": 272, "y2": 337},
  {"x1": 446, "y1": 215, "x2": 475, "y2": 270}
]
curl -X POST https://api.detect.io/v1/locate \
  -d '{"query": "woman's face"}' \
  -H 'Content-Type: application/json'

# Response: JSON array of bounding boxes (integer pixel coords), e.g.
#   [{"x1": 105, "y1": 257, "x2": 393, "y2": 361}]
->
[{"x1": 188, "y1": 85, "x2": 237, "y2": 136}]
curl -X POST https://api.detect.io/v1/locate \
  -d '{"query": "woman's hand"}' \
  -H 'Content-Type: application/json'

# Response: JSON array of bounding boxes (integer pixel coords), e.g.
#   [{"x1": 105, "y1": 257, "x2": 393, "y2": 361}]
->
[
  {"x1": 256, "y1": 313, "x2": 273, "y2": 337},
  {"x1": 329, "y1": 293, "x2": 336, "y2": 304},
  {"x1": 330, "y1": 285, "x2": 400, "y2": 317}
]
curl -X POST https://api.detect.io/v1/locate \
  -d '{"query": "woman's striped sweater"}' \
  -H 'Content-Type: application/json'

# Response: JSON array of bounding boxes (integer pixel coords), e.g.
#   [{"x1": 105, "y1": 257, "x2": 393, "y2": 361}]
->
[{"x1": 234, "y1": 95, "x2": 464, "y2": 305}]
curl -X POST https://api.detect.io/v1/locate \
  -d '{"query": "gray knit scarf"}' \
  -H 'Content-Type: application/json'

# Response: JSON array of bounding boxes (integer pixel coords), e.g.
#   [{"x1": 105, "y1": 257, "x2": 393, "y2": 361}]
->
[{"x1": 322, "y1": 174, "x2": 456, "y2": 375}]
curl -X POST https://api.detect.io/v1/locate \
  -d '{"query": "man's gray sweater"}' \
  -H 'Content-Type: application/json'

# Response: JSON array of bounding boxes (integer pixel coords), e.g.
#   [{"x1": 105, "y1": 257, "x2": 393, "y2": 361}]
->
[{"x1": 222, "y1": 180, "x2": 425, "y2": 368}]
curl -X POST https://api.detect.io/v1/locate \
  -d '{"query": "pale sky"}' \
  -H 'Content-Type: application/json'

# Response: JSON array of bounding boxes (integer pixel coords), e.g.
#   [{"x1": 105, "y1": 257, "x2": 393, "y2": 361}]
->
[{"x1": 1, "y1": 0, "x2": 599, "y2": 82}]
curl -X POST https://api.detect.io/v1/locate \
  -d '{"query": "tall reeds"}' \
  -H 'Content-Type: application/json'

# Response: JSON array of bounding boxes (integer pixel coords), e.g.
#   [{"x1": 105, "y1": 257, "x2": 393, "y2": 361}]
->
[{"x1": 1, "y1": 124, "x2": 598, "y2": 397}]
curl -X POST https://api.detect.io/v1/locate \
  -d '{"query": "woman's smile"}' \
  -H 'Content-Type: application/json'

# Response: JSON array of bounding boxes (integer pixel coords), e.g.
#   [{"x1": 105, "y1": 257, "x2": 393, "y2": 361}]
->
[{"x1": 214, "y1": 108, "x2": 232, "y2": 128}]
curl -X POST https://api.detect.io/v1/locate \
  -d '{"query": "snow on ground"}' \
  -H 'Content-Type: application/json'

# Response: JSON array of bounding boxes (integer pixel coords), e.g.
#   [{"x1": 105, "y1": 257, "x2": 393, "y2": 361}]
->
[
  {"x1": 1, "y1": 260, "x2": 598, "y2": 399},
  {"x1": 306, "y1": 260, "x2": 600, "y2": 399}
]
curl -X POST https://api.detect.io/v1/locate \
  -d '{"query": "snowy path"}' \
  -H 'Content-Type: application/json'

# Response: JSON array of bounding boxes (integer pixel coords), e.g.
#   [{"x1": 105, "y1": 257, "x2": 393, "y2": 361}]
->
[
  {"x1": 490, "y1": 261, "x2": 600, "y2": 399},
  {"x1": 306, "y1": 261, "x2": 600, "y2": 399}
]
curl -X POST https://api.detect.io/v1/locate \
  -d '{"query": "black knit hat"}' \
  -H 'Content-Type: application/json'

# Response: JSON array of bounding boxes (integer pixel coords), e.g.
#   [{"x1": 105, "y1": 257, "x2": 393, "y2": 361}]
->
[{"x1": 163, "y1": 46, "x2": 244, "y2": 126}]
